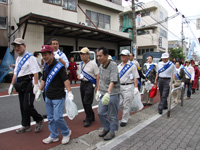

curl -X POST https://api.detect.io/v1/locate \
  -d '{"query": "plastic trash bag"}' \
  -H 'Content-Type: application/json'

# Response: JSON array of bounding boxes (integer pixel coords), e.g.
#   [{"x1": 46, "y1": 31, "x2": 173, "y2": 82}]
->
[
  {"x1": 144, "y1": 80, "x2": 154, "y2": 91},
  {"x1": 130, "y1": 92, "x2": 144, "y2": 112},
  {"x1": 65, "y1": 92, "x2": 78, "y2": 120}
]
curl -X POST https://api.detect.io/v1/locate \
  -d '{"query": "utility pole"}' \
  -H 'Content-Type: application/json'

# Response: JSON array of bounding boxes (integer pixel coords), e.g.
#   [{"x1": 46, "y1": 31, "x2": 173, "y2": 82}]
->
[
  {"x1": 131, "y1": 0, "x2": 137, "y2": 59},
  {"x1": 181, "y1": 17, "x2": 184, "y2": 55}
]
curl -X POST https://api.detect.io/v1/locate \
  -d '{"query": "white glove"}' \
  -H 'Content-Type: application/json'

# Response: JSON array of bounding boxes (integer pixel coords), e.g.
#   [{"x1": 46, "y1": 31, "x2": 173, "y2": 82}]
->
[
  {"x1": 147, "y1": 80, "x2": 151, "y2": 84},
  {"x1": 54, "y1": 53, "x2": 60, "y2": 60},
  {"x1": 95, "y1": 91, "x2": 101, "y2": 101},
  {"x1": 129, "y1": 74, "x2": 134, "y2": 80},
  {"x1": 35, "y1": 89, "x2": 42, "y2": 101},
  {"x1": 181, "y1": 82, "x2": 184, "y2": 87},
  {"x1": 33, "y1": 84, "x2": 39, "y2": 94},
  {"x1": 134, "y1": 87, "x2": 139, "y2": 95},
  {"x1": 80, "y1": 74, "x2": 84, "y2": 79},
  {"x1": 8, "y1": 84, "x2": 14, "y2": 95},
  {"x1": 102, "y1": 92, "x2": 110, "y2": 105},
  {"x1": 68, "y1": 91, "x2": 74, "y2": 101}
]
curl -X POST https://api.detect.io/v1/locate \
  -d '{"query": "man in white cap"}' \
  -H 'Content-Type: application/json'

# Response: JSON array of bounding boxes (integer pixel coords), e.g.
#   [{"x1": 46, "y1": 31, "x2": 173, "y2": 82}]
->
[
  {"x1": 77, "y1": 47, "x2": 99, "y2": 127},
  {"x1": 118, "y1": 49, "x2": 139, "y2": 127},
  {"x1": 183, "y1": 59, "x2": 194, "y2": 98},
  {"x1": 8, "y1": 38, "x2": 44, "y2": 133},
  {"x1": 154, "y1": 53, "x2": 176, "y2": 114}
]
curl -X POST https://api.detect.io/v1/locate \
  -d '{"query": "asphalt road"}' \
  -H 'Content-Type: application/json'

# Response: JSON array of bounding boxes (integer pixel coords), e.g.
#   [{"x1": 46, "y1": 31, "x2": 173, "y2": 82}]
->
[{"x1": 0, "y1": 86, "x2": 99, "y2": 130}]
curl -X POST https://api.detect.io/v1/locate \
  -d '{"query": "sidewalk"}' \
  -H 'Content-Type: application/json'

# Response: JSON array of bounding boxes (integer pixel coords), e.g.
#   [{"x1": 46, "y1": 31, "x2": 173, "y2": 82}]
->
[{"x1": 106, "y1": 91, "x2": 200, "y2": 150}]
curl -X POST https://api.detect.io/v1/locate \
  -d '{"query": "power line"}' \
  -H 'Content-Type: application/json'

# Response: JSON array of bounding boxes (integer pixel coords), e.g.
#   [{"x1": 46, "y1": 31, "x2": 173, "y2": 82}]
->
[{"x1": 139, "y1": 4, "x2": 182, "y2": 40}]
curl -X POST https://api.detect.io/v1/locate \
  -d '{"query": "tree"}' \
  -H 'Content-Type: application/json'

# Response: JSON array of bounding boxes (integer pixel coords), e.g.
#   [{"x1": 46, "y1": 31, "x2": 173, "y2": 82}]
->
[{"x1": 169, "y1": 47, "x2": 185, "y2": 61}]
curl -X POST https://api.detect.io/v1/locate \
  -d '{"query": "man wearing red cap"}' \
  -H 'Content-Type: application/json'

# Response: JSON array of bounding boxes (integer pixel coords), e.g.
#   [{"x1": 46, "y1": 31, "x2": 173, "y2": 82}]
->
[
  {"x1": 35, "y1": 45, "x2": 74, "y2": 145},
  {"x1": 68, "y1": 57, "x2": 77, "y2": 84},
  {"x1": 8, "y1": 38, "x2": 44, "y2": 133}
]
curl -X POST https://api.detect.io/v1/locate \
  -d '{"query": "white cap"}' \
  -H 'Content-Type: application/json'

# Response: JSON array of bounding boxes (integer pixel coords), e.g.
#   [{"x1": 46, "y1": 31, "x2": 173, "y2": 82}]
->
[
  {"x1": 195, "y1": 61, "x2": 198, "y2": 65},
  {"x1": 161, "y1": 53, "x2": 169, "y2": 59},
  {"x1": 108, "y1": 55, "x2": 113, "y2": 60},
  {"x1": 120, "y1": 49, "x2": 130, "y2": 56}
]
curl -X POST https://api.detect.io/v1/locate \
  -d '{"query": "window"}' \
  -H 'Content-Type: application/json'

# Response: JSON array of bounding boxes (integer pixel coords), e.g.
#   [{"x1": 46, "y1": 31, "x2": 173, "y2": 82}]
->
[
  {"x1": 136, "y1": 11, "x2": 150, "y2": 17},
  {"x1": 0, "y1": 17, "x2": 7, "y2": 29},
  {"x1": 160, "y1": 11, "x2": 163, "y2": 20},
  {"x1": 86, "y1": 10, "x2": 110, "y2": 29},
  {"x1": 0, "y1": 0, "x2": 7, "y2": 4},
  {"x1": 138, "y1": 48, "x2": 154, "y2": 55},
  {"x1": 63, "y1": 0, "x2": 76, "y2": 11},
  {"x1": 123, "y1": 14, "x2": 129, "y2": 28},
  {"x1": 43, "y1": 0, "x2": 61, "y2": 5},
  {"x1": 160, "y1": 28, "x2": 167, "y2": 38}
]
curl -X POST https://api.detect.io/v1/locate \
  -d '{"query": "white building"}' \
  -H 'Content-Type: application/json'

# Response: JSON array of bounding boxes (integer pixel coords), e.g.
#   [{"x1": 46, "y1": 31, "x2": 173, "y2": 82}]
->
[
  {"x1": 120, "y1": 1, "x2": 168, "y2": 61},
  {"x1": 0, "y1": 0, "x2": 131, "y2": 59}
]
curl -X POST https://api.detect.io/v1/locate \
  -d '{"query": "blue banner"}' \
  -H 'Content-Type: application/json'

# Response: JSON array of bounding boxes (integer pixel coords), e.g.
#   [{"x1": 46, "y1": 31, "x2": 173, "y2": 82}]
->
[
  {"x1": 145, "y1": 64, "x2": 154, "y2": 77},
  {"x1": 182, "y1": 66, "x2": 191, "y2": 79},
  {"x1": 80, "y1": 62, "x2": 96, "y2": 85},
  {"x1": 175, "y1": 73, "x2": 181, "y2": 80},
  {"x1": 16, "y1": 52, "x2": 32, "y2": 81},
  {"x1": 158, "y1": 61, "x2": 173, "y2": 75},
  {"x1": 119, "y1": 62, "x2": 133, "y2": 79},
  {"x1": 45, "y1": 62, "x2": 64, "y2": 94}
]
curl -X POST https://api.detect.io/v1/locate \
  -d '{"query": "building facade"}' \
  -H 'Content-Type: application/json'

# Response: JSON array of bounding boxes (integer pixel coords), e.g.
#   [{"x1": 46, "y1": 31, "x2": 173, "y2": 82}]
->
[
  {"x1": 0, "y1": 0, "x2": 131, "y2": 59},
  {"x1": 120, "y1": 1, "x2": 168, "y2": 61}
]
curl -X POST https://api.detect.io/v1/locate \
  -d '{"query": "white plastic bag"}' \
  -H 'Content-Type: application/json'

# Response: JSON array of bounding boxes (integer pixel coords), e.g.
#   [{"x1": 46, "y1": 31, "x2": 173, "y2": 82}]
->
[
  {"x1": 144, "y1": 81, "x2": 153, "y2": 91},
  {"x1": 130, "y1": 92, "x2": 144, "y2": 112},
  {"x1": 65, "y1": 92, "x2": 78, "y2": 120}
]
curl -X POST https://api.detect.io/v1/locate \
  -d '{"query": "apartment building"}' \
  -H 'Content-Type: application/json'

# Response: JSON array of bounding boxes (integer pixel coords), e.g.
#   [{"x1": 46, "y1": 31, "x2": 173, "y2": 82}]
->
[
  {"x1": 120, "y1": 1, "x2": 168, "y2": 61},
  {"x1": 0, "y1": 0, "x2": 131, "y2": 59}
]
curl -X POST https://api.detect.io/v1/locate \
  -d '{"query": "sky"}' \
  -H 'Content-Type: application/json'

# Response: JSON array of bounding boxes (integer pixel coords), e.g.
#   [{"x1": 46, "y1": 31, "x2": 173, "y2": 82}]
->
[{"x1": 122, "y1": 0, "x2": 200, "y2": 57}]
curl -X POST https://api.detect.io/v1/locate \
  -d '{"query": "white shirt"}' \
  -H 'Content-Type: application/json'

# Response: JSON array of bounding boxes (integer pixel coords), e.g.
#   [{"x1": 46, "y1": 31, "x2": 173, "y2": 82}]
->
[
  {"x1": 14, "y1": 51, "x2": 41, "y2": 77},
  {"x1": 157, "y1": 60, "x2": 176, "y2": 78},
  {"x1": 131, "y1": 59, "x2": 139, "y2": 68},
  {"x1": 54, "y1": 49, "x2": 69, "y2": 68},
  {"x1": 185, "y1": 65, "x2": 195, "y2": 80},
  {"x1": 118, "y1": 61, "x2": 139, "y2": 84}
]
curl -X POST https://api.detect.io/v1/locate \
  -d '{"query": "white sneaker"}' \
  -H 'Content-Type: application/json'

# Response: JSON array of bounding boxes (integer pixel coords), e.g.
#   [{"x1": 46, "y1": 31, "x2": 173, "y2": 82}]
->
[
  {"x1": 42, "y1": 136, "x2": 59, "y2": 144},
  {"x1": 61, "y1": 130, "x2": 71, "y2": 145}
]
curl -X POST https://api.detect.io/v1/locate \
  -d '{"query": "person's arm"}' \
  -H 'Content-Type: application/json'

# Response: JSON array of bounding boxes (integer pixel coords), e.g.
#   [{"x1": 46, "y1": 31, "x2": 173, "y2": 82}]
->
[
  {"x1": 64, "y1": 80, "x2": 72, "y2": 92},
  {"x1": 11, "y1": 74, "x2": 17, "y2": 85},
  {"x1": 134, "y1": 78, "x2": 138, "y2": 88},
  {"x1": 107, "y1": 82, "x2": 114, "y2": 93},
  {"x1": 96, "y1": 75, "x2": 100, "y2": 92},
  {"x1": 33, "y1": 73, "x2": 38, "y2": 85},
  {"x1": 155, "y1": 73, "x2": 158, "y2": 84},
  {"x1": 39, "y1": 80, "x2": 45, "y2": 90}
]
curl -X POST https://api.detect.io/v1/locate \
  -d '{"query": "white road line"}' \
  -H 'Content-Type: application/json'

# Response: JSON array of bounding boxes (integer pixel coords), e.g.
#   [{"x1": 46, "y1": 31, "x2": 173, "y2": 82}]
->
[
  {"x1": 0, "y1": 86, "x2": 80, "y2": 98},
  {"x1": 0, "y1": 105, "x2": 98, "y2": 134},
  {"x1": 96, "y1": 104, "x2": 176, "y2": 150}
]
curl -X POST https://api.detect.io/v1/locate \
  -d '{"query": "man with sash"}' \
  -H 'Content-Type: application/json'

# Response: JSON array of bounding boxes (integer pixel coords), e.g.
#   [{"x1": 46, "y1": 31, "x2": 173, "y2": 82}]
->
[
  {"x1": 142, "y1": 55, "x2": 157, "y2": 105},
  {"x1": 8, "y1": 38, "x2": 43, "y2": 133},
  {"x1": 35, "y1": 45, "x2": 74, "y2": 144},
  {"x1": 96, "y1": 47, "x2": 120, "y2": 141},
  {"x1": 130, "y1": 53, "x2": 139, "y2": 68},
  {"x1": 183, "y1": 59, "x2": 194, "y2": 99},
  {"x1": 154, "y1": 53, "x2": 176, "y2": 114},
  {"x1": 117, "y1": 50, "x2": 139, "y2": 127},
  {"x1": 77, "y1": 47, "x2": 99, "y2": 127}
]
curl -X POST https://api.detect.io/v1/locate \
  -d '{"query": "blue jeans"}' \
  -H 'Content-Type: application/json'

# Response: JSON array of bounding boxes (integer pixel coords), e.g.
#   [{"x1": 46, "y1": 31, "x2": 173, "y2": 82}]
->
[
  {"x1": 184, "y1": 83, "x2": 192, "y2": 98},
  {"x1": 98, "y1": 94, "x2": 120, "y2": 134},
  {"x1": 45, "y1": 97, "x2": 70, "y2": 138}
]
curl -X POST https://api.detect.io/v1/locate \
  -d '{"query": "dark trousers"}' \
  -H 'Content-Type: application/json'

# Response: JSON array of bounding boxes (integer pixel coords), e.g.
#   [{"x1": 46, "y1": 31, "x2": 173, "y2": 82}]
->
[
  {"x1": 18, "y1": 81, "x2": 43, "y2": 126},
  {"x1": 158, "y1": 78, "x2": 170, "y2": 110},
  {"x1": 184, "y1": 83, "x2": 192, "y2": 98},
  {"x1": 80, "y1": 81, "x2": 95, "y2": 122}
]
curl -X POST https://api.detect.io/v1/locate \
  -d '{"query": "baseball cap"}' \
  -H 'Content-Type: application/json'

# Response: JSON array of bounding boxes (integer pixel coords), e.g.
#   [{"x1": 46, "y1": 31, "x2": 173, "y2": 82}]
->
[
  {"x1": 195, "y1": 61, "x2": 198, "y2": 65},
  {"x1": 11, "y1": 38, "x2": 25, "y2": 45},
  {"x1": 120, "y1": 49, "x2": 130, "y2": 56},
  {"x1": 108, "y1": 55, "x2": 113, "y2": 60},
  {"x1": 185, "y1": 59, "x2": 191, "y2": 63},
  {"x1": 80, "y1": 47, "x2": 90, "y2": 53},
  {"x1": 161, "y1": 53, "x2": 169, "y2": 59},
  {"x1": 39, "y1": 45, "x2": 54, "y2": 53}
]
